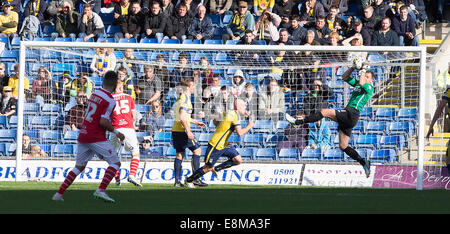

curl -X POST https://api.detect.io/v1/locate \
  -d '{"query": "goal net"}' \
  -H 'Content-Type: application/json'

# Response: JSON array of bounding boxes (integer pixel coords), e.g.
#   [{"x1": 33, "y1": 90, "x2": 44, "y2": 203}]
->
[{"x1": 11, "y1": 41, "x2": 434, "y2": 189}]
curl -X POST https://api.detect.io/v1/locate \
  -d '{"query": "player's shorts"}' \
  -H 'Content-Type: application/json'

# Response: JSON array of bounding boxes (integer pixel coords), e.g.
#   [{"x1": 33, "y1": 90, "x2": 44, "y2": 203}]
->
[
  {"x1": 335, "y1": 107, "x2": 360, "y2": 137},
  {"x1": 204, "y1": 144, "x2": 240, "y2": 167},
  {"x1": 76, "y1": 141, "x2": 119, "y2": 166},
  {"x1": 109, "y1": 128, "x2": 140, "y2": 155},
  {"x1": 171, "y1": 131, "x2": 200, "y2": 153}
]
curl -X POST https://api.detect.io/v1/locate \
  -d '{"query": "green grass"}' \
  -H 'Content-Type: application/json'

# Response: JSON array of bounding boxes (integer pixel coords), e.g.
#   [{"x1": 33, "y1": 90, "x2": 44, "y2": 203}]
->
[{"x1": 0, "y1": 182, "x2": 449, "y2": 214}]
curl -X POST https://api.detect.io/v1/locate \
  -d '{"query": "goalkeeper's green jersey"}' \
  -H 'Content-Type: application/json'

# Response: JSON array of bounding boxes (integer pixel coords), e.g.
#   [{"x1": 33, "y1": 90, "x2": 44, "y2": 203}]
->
[{"x1": 345, "y1": 76, "x2": 374, "y2": 112}]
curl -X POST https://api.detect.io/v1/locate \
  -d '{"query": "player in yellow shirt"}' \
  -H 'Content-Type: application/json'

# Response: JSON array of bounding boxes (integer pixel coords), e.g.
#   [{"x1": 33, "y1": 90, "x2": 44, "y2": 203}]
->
[
  {"x1": 184, "y1": 98, "x2": 254, "y2": 188},
  {"x1": 172, "y1": 78, "x2": 206, "y2": 187}
]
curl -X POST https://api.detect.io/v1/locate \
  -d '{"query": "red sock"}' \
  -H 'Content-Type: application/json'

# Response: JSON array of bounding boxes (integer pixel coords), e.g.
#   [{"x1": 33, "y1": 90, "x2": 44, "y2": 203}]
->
[
  {"x1": 57, "y1": 169, "x2": 79, "y2": 195},
  {"x1": 99, "y1": 165, "x2": 118, "y2": 191},
  {"x1": 130, "y1": 157, "x2": 140, "y2": 176},
  {"x1": 114, "y1": 169, "x2": 120, "y2": 182}
]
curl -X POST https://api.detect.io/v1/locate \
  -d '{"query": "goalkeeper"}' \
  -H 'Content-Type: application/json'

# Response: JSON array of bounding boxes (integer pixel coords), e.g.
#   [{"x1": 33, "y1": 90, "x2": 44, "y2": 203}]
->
[{"x1": 287, "y1": 66, "x2": 374, "y2": 177}]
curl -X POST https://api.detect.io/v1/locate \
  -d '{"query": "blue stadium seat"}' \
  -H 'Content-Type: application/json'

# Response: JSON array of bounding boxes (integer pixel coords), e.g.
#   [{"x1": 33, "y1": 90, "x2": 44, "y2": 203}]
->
[
  {"x1": 191, "y1": 52, "x2": 213, "y2": 63},
  {"x1": 365, "y1": 121, "x2": 387, "y2": 134},
  {"x1": 52, "y1": 144, "x2": 75, "y2": 157},
  {"x1": 0, "y1": 115, "x2": 7, "y2": 129},
  {"x1": 54, "y1": 37, "x2": 73, "y2": 42},
  {"x1": 397, "y1": 107, "x2": 417, "y2": 121},
  {"x1": 40, "y1": 50, "x2": 62, "y2": 63},
  {"x1": 222, "y1": 14, "x2": 232, "y2": 26},
  {"x1": 41, "y1": 103, "x2": 62, "y2": 116},
  {"x1": 242, "y1": 133, "x2": 264, "y2": 147},
  {"x1": 97, "y1": 37, "x2": 115, "y2": 43},
  {"x1": 63, "y1": 130, "x2": 79, "y2": 144},
  {"x1": 62, "y1": 50, "x2": 83, "y2": 62},
  {"x1": 300, "y1": 148, "x2": 321, "y2": 160},
  {"x1": 254, "y1": 40, "x2": 266, "y2": 45},
  {"x1": 0, "y1": 37, "x2": 9, "y2": 49},
  {"x1": 324, "y1": 120, "x2": 338, "y2": 131},
  {"x1": 118, "y1": 38, "x2": 137, "y2": 43},
  {"x1": 213, "y1": 52, "x2": 231, "y2": 65},
  {"x1": 236, "y1": 147, "x2": 255, "y2": 160},
  {"x1": 162, "y1": 119, "x2": 174, "y2": 130},
  {"x1": 359, "y1": 106, "x2": 373, "y2": 120},
  {"x1": 52, "y1": 63, "x2": 78, "y2": 75},
  {"x1": 161, "y1": 38, "x2": 180, "y2": 44},
  {"x1": 40, "y1": 130, "x2": 62, "y2": 144},
  {"x1": 354, "y1": 148, "x2": 372, "y2": 161},
  {"x1": 355, "y1": 134, "x2": 379, "y2": 149},
  {"x1": 29, "y1": 116, "x2": 52, "y2": 129},
  {"x1": 375, "y1": 107, "x2": 396, "y2": 121},
  {"x1": 33, "y1": 37, "x2": 51, "y2": 41},
  {"x1": 99, "y1": 12, "x2": 115, "y2": 25},
  {"x1": 253, "y1": 119, "x2": 274, "y2": 132},
  {"x1": 225, "y1": 40, "x2": 241, "y2": 45},
  {"x1": 208, "y1": 14, "x2": 222, "y2": 26},
  {"x1": 275, "y1": 120, "x2": 289, "y2": 132},
  {"x1": 0, "y1": 129, "x2": 17, "y2": 143},
  {"x1": 204, "y1": 39, "x2": 222, "y2": 45},
  {"x1": 278, "y1": 148, "x2": 300, "y2": 160},
  {"x1": 135, "y1": 104, "x2": 151, "y2": 114},
  {"x1": 182, "y1": 39, "x2": 201, "y2": 44},
  {"x1": 0, "y1": 50, "x2": 19, "y2": 63},
  {"x1": 370, "y1": 149, "x2": 396, "y2": 162},
  {"x1": 10, "y1": 36, "x2": 20, "y2": 50},
  {"x1": 141, "y1": 146, "x2": 164, "y2": 159},
  {"x1": 333, "y1": 134, "x2": 356, "y2": 147},
  {"x1": 140, "y1": 38, "x2": 158, "y2": 44},
  {"x1": 105, "y1": 25, "x2": 121, "y2": 37},
  {"x1": 23, "y1": 102, "x2": 40, "y2": 115},
  {"x1": 76, "y1": 37, "x2": 94, "y2": 42},
  {"x1": 378, "y1": 135, "x2": 405, "y2": 149},
  {"x1": 255, "y1": 148, "x2": 277, "y2": 160},
  {"x1": 387, "y1": 121, "x2": 414, "y2": 136},
  {"x1": 42, "y1": 25, "x2": 56, "y2": 37},
  {"x1": 199, "y1": 133, "x2": 213, "y2": 143},
  {"x1": 153, "y1": 132, "x2": 172, "y2": 146},
  {"x1": 0, "y1": 142, "x2": 10, "y2": 156},
  {"x1": 265, "y1": 133, "x2": 286, "y2": 147},
  {"x1": 323, "y1": 148, "x2": 344, "y2": 161},
  {"x1": 352, "y1": 120, "x2": 367, "y2": 134},
  {"x1": 165, "y1": 146, "x2": 183, "y2": 159},
  {"x1": 227, "y1": 133, "x2": 241, "y2": 145}
]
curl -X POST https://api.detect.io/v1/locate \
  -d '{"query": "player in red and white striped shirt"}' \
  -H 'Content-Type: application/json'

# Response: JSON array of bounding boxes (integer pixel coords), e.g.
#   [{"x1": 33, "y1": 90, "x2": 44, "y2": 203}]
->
[
  {"x1": 52, "y1": 71, "x2": 125, "y2": 203},
  {"x1": 110, "y1": 80, "x2": 142, "y2": 187}
]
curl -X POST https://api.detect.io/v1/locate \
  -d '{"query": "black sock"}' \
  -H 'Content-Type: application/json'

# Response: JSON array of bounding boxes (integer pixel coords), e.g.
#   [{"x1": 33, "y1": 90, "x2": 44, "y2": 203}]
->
[
  {"x1": 296, "y1": 111, "x2": 323, "y2": 125},
  {"x1": 447, "y1": 164, "x2": 450, "y2": 174},
  {"x1": 343, "y1": 146, "x2": 365, "y2": 165}
]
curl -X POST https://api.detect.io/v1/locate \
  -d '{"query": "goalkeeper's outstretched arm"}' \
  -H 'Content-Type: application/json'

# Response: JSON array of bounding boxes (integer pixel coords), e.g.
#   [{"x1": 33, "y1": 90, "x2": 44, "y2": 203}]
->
[{"x1": 342, "y1": 67, "x2": 355, "y2": 81}]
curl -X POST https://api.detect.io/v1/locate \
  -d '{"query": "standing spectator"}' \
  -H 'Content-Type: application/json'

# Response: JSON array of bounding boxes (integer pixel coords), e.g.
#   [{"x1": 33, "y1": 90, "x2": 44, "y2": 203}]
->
[
  {"x1": 276, "y1": 109, "x2": 309, "y2": 153},
  {"x1": 113, "y1": 0, "x2": 130, "y2": 26},
  {"x1": 66, "y1": 72, "x2": 94, "y2": 109},
  {"x1": 23, "y1": 0, "x2": 48, "y2": 24},
  {"x1": 404, "y1": 0, "x2": 427, "y2": 23},
  {"x1": 429, "y1": 0, "x2": 444, "y2": 23},
  {"x1": 117, "y1": 66, "x2": 136, "y2": 99},
  {"x1": 298, "y1": 0, "x2": 325, "y2": 27},
  {"x1": 0, "y1": 86, "x2": 16, "y2": 117},
  {"x1": 8, "y1": 64, "x2": 30, "y2": 99},
  {"x1": 154, "y1": 54, "x2": 170, "y2": 101},
  {"x1": 222, "y1": 1, "x2": 255, "y2": 43},
  {"x1": 308, "y1": 15, "x2": 331, "y2": 45},
  {"x1": 62, "y1": 91, "x2": 87, "y2": 134},
  {"x1": 306, "y1": 118, "x2": 332, "y2": 152},
  {"x1": 115, "y1": 1, "x2": 144, "y2": 42},
  {"x1": 52, "y1": 0, "x2": 79, "y2": 41},
  {"x1": 139, "y1": 99, "x2": 165, "y2": 133},
  {"x1": 303, "y1": 78, "x2": 332, "y2": 116},
  {"x1": 321, "y1": 0, "x2": 348, "y2": 15},
  {"x1": 230, "y1": 69, "x2": 246, "y2": 98},
  {"x1": 171, "y1": 51, "x2": 192, "y2": 88},
  {"x1": 209, "y1": 0, "x2": 233, "y2": 15},
  {"x1": 115, "y1": 48, "x2": 139, "y2": 79},
  {"x1": 392, "y1": 5, "x2": 419, "y2": 46},
  {"x1": 371, "y1": 16, "x2": 399, "y2": 46},
  {"x1": 56, "y1": 71, "x2": 72, "y2": 105},
  {"x1": 90, "y1": 45, "x2": 117, "y2": 77},
  {"x1": 0, "y1": 62, "x2": 9, "y2": 94},
  {"x1": 235, "y1": 30, "x2": 260, "y2": 63},
  {"x1": 166, "y1": 3, "x2": 191, "y2": 42},
  {"x1": 258, "y1": 78, "x2": 285, "y2": 123},
  {"x1": 202, "y1": 73, "x2": 222, "y2": 107},
  {"x1": 135, "y1": 65, "x2": 162, "y2": 105},
  {"x1": 32, "y1": 66, "x2": 58, "y2": 105},
  {"x1": 252, "y1": 9, "x2": 281, "y2": 44},
  {"x1": 196, "y1": 56, "x2": 214, "y2": 89},
  {"x1": 78, "y1": 3, "x2": 105, "y2": 41},
  {"x1": 188, "y1": 5, "x2": 213, "y2": 42},
  {"x1": 0, "y1": 3, "x2": 18, "y2": 40},
  {"x1": 344, "y1": 18, "x2": 371, "y2": 46},
  {"x1": 212, "y1": 86, "x2": 235, "y2": 119},
  {"x1": 253, "y1": 0, "x2": 275, "y2": 17},
  {"x1": 371, "y1": 0, "x2": 389, "y2": 18},
  {"x1": 273, "y1": 0, "x2": 297, "y2": 29},
  {"x1": 239, "y1": 82, "x2": 259, "y2": 120},
  {"x1": 46, "y1": 0, "x2": 74, "y2": 24},
  {"x1": 160, "y1": 0, "x2": 174, "y2": 17},
  {"x1": 142, "y1": 1, "x2": 167, "y2": 43}
]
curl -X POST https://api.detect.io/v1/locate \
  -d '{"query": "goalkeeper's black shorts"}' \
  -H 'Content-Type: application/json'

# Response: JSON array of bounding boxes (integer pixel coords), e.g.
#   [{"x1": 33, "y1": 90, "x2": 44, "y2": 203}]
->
[{"x1": 336, "y1": 107, "x2": 360, "y2": 137}]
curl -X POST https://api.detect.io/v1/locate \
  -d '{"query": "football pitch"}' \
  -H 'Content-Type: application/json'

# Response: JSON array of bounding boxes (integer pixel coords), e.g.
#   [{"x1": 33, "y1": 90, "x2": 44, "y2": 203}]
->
[{"x1": 0, "y1": 182, "x2": 449, "y2": 214}]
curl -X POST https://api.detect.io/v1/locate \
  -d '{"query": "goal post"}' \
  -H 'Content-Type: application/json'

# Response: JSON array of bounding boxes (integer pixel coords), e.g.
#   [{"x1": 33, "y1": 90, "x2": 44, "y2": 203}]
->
[{"x1": 16, "y1": 41, "x2": 428, "y2": 189}]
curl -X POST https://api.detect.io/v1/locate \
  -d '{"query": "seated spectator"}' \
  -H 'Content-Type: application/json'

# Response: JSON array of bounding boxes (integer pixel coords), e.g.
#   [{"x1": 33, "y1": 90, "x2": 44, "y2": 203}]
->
[
  {"x1": 267, "y1": 44, "x2": 288, "y2": 76},
  {"x1": 115, "y1": 48, "x2": 139, "y2": 79},
  {"x1": 113, "y1": 0, "x2": 130, "y2": 26},
  {"x1": 209, "y1": 0, "x2": 233, "y2": 15},
  {"x1": 78, "y1": 3, "x2": 105, "y2": 41},
  {"x1": 74, "y1": 0, "x2": 101, "y2": 14},
  {"x1": 32, "y1": 66, "x2": 57, "y2": 105},
  {"x1": 321, "y1": 0, "x2": 348, "y2": 15},
  {"x1": 90, "y1": 45, "x2": 117, "y2": 77},
  {"x1": 222, "y1": 1, "x2": 255, "y2": 43},
  {"x1": 288, "y1": 15, "x2": 307, "y2": 45},
  {"x1": 298, "y1": 0, "x2": 324, "y2": 27},
  {"x1": 0, "y1": 86, "x2": 17, "y2": 117},
  {"x1": 160, "y1": 0, "x2": 175, "y2": 17},
  {"x1": 175, "y1": 0, "x2": 199, "y2": 18},
  {"x1": 308, "y1": 15, "x2": 331, "y2": 45},
  {"x1": 115, "y1": 1, "x2": 145, "y2": 42},
  {"x1": 258, "y1": 78, "x2": 284, "y2": 122},
  {"x1": 253, "y1": 0, "x2": 275, "y2": 17},
  {"x1": 13, "y1": 134, "x2": 32, "y2": 158},
  {"x1": 196, "y1": 56, "x2": 214, "y2": 89},
  {"x1": 269, "y1": 28, "x2": 295, "y2": 45},
  {"x1": 56, "y1": 71, "x2": 72, "y2": 105},
  {"x1": 154, "y1": 54, "x2": 170, "y2": 101},
  {"x1": 66, "y1": 72, "x2": 94, "y2": 109},
  {"x1": 325, "y1": 5, "x2": 347, "y2": 36},
  {"x1": 404, "y1": 0, "x2": 427, "y2": 23},
  {"x1": 202, "y1": 73, "x2": 222, "y2": 106},
  {"x1": 252, "y1": 10, "x2": 281, "y2": 44},
  {"x1": 362, "y1": 5, "x2": 380, "y2": 37},
  {"x1": 171, "y1": 51, "x2": 192, "y2": 88},
  {"x1": 305, "y1": 118, "x2": 332, "y2": 152},
  {"x1": 188, "y1": 5, "x2": 213, "y2": 42},
  {"x1": 63, "y1": 91, "x2": 87, "y2": 134},
  {"x1": 0, "y1": 62, "x2": 9, "y2": 94},
  {"x1": 117, "y1": 66, "x2": 136, "y2": 99},
  {"x1": 30, "y1": 145, "x2": 48, "y2": 158},
  {"x1": 303, "y1": 78, "x2": 332, "y2": 116},
  {"x1": 191, "y1": 69, "x2": 206, "y2": 119},
  {"x1": 0, "y1": 3, "x2": 19, "y2": 40},
  {"x1": 301, "y1": 29, "x2": 320, "y2": 46},
  {"x1": 371, "y1": 0, "x2": 389, "y2": 18},
  {"x1": 142, "y1": 0, "x2": 167, "y2": 43},
  {"x1": 230, "y1": 69, "x2": 246, "y2": 98},
  {"x1": 135, "y1": 65, "x2": 162, "y2": 105},
  {"x1": 23, "y1": 0, "x2": 48, "y2": 24},
  {"x1": 140, "y1": 138, "x2": 161, "y2": 158},
  {"x1": 273, "y1": 0, "x2": 297, "y2": 29},
  {"x1": 344, "y1": 18, "x2": 371, "y2": 46},
  {"x1": 326, "y1": 32, "x2": 345, "y2": 61},
  {"x1": 393, "y1": 5, "x2": 419, "y2": 46},
  {"x1": 139, "y1": 99, "x2": 165, "y2": 133},
  {"x1": 8, "y1": 64, "x2": 30, "y2": 99},
  {"x1": 46, "y1": 0, "x2": 74, "y2": 23},
  {"x1": 371, "y1": 16, "x2": 399, "y2": 46},
  {"x1": 239, "y1": 82, "x2": 259, "y2": 120},
  {"x1": 52, "y1": 0, "x2": 79, "y2": 41},
  {"x1": 3, "y1": 0, "x2": 20, "y2": 13},
  {"x1": 235, "y1": 30, "x2": 260, "y2": 63},
  {"x1": 276, "y1": 109, "x2": 309, "y2": 153},
  {"x1": 166, "y1": 3, "x2": 191, "y2": 42}
]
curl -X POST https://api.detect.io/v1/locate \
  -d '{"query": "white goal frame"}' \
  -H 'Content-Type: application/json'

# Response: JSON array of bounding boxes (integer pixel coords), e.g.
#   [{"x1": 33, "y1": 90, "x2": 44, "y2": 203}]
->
[{"x1": 16, "y1": 41, "x2": 427, "y2": 190}]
